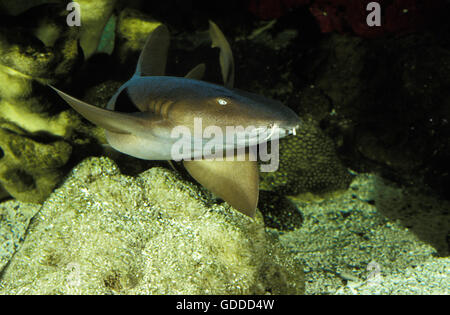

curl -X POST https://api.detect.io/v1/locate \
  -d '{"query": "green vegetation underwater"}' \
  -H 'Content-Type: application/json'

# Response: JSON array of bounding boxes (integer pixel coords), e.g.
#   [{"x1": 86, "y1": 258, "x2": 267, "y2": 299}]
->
[{"x1": 0, "y1": 0, "x2": 449, "y2": 295}]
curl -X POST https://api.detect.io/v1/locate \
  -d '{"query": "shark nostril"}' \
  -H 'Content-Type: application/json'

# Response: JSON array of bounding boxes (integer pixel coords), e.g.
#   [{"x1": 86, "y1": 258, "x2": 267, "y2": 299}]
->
[{"x1": 0, "y1": 146, "x2": 4, "y2": 160}]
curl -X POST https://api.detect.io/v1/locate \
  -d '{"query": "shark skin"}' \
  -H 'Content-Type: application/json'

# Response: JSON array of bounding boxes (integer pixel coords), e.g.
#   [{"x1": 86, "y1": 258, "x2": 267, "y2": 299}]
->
[{"x1": 50, "y1": 21, "x2": 301, "y2": 217}]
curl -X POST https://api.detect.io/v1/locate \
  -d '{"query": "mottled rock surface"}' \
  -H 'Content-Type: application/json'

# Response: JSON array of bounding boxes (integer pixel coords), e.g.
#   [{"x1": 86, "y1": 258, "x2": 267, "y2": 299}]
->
[
  {"x1": 1, "y1": 160, "x2": 448, "y2": 295},
  {"x1": 283, "y1": 173, "x2": 449, "y2": 294},
  {"x1": 0, "y1": 157, "x2": 304, "y2": 294},
  {"x1": 0, "y1": 124, "x2": 72, "y2": 203},
  {"x1": 0, "y1": 200, "x2": 40, "y2": 271}
]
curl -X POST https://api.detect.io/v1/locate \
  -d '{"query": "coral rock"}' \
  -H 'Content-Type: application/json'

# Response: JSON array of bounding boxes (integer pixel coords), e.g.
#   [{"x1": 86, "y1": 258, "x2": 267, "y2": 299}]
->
[
  {"x1": 260, "y1": 122, "x2": 352, "y2": 195},
  {"x1": 0, "y1": 157, "x2": 304, "y2": 294},
  {"x1": 0, "y1": 124, "x2": 72, "y2": 203}
]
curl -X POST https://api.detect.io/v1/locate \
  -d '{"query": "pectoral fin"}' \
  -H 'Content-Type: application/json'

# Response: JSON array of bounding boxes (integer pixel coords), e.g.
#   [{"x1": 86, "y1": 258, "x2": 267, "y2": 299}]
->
[
  {"x1": 183, "y1": 154, "x2": 259, "y2": 217},
  {"x1": 135, "y1": 24, "x2": 170, "y2": 77},
  {"x1": 50, "y1": 85, "x2": 153, "y2": 135},
  {"x1": 209, "y1": 21, "x2": 235, "y2": 88}
]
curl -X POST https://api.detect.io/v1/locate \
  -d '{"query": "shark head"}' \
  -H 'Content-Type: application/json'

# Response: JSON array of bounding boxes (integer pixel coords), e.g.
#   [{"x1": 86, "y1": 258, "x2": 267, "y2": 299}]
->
[
  {"x1": 51, "y1": 22, "x2": 302, "y2": 217},
  {"x1": 153, "y1": 78, "x2": 300, "y2": 138}
]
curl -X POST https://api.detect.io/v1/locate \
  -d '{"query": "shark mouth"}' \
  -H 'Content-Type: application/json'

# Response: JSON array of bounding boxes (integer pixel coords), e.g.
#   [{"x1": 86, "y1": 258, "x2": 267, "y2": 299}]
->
[
  {"x1": 257, "y1": 123, "x2": 299, "y2": 141},
  {"x1": 230, "y1": 122, "x2": 299, "y2": 147}
]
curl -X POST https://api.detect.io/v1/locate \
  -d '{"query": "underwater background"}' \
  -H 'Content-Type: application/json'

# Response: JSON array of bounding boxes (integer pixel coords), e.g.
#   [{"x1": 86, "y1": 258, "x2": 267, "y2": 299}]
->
[{"x1": 0, "y1": 0, "x2": 449, "y2": 294}]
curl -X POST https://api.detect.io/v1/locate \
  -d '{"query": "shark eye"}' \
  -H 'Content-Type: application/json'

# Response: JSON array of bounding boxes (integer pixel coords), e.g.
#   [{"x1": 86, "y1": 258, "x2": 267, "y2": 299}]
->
[{"x1": 217, "y1": 98, "x2": 228, "y2": 105}]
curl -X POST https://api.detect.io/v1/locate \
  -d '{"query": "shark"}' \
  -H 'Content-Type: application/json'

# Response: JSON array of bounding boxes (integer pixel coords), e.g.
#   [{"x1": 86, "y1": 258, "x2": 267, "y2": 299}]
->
[{"x1": 50, "y1": 21, "x2": 301, "y2": 217}]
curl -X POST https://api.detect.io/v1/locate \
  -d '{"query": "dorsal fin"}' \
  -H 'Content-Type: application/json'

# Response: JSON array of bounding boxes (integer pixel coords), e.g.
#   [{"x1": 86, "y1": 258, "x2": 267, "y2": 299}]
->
[
  {"x1": 134, "y1": 24, "x2": 170, "y2": 77},
  {"x1": 209, "y1": 20, "x2": 235, "y2": 88},
  {"x1": 184, "y1": 63, "x2": 206, "y2": 80}
]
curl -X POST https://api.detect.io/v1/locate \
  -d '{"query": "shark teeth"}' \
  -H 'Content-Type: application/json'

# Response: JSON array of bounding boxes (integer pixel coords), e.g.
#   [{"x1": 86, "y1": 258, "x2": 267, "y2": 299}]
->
[{"x1": 264, "y1": 124, "x2": 278, "y2": 141}]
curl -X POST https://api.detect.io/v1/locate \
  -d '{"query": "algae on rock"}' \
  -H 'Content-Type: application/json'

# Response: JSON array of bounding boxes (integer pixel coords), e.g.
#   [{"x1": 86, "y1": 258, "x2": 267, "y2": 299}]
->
[
  {"x1": 0, "y1": 124, "x2": 72, "y2": 203},
  {"x1": 0, "y1": 157, "x2": 304, "y2": 294},
  {"x1": 0, "y1": 5, "x2": 81, "y2": 203},
  {"x1": 0, "y1": 0, "x2": 117, "y2": 59},
  {"x1": 114, "y1": 8, "x2": 162, "y2": 76},
  {"x1": 76, "y1": 0, "x2": 117, "y2": 58},
  {"x1": 0, "y1": 4, "x2": 107, "y2": 203}
]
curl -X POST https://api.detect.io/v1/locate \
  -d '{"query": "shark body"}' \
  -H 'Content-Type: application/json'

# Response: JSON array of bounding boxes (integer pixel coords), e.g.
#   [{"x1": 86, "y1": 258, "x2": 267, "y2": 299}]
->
[{"x1": 51, "y1": 22, "x2": 301, "y2": 217}]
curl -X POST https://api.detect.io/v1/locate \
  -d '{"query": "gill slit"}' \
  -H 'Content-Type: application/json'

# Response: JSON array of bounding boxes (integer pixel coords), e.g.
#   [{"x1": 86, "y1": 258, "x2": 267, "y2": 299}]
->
[{"x1": 160, "y1": 100, "x2": 174, "y2": 120}]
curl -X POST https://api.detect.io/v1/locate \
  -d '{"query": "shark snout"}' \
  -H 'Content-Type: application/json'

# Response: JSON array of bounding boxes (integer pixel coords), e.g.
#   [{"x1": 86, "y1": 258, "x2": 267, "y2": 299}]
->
[
  {"x1": 250, "y1": 118, "x2": 301, "y2": 142},
  {"x1": 288, "y1": 121, "x2": 302, "y2": 136},
  {"x1": 271, "y1": 114, "x2": 302, "y2": 137}
]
